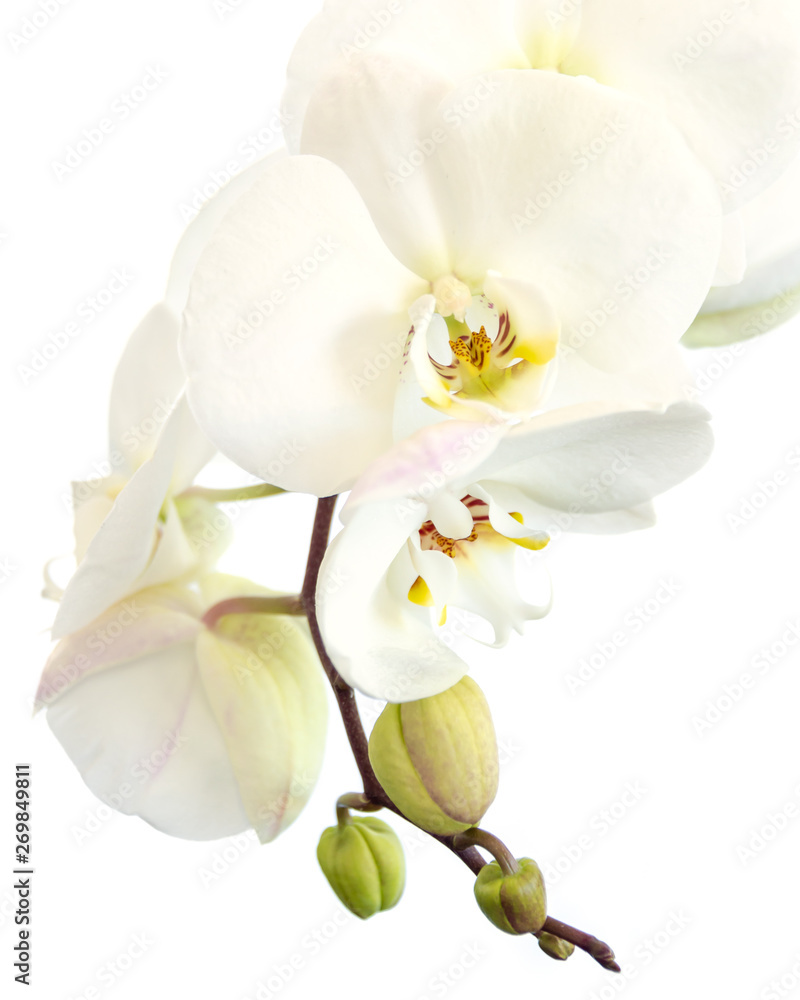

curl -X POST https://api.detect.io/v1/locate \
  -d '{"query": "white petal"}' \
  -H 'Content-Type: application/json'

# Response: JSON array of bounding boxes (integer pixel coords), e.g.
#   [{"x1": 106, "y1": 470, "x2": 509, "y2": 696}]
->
[
  {"x1": 71, "y1": 488, "x2": 118, "y2": 563},
  {"x1": 165, "y1": 150, "x2": 288, "y2": 314},
  {"x1": 392, "y1": 296, "x2": 451, "y2": 441},
  {"x1": 46, "y1": 643, "x2": 250, "y2": 841},
  {"x1": 562, "y1": 0, "x2": 800, "y2": 210},
  {"x1": 473, "y1": 401, "x2": 714, "y2": 514},
  {"x1": 434, "y1": 70, "x2": 722, "y2": 371},
  {"x1": 300, "y1": 52, "x2": 455, "y2": 277},
  {"x1": 166, "y1": 392, "x2": 216, "y2": 496},
  {"x1": 711, "y1": 211, "x2": 747, "y2": 287},
  {"x1": 549, "y1": 343, "x2": 697, "y2": 410},
  {"x1": 36, "y1": 586, "x2": 204, "y2": 711},
  {"x1": 196, "y1": 616, "x2": 328, "y2": 843},
  {"x1": 427, "y1": 491, "x2": 474, "y2": 539},
  {"x1": 282, "y1": 0, "x2": 525, "y2": 152},
  {"x1": 317, "y1": 500, "x2": 470, "y2": 702},
  {"x1": 483, "y1": 271, "x2": 560, "y2": 366},
  {"x1": 477, "y1": 480, "x2": 658, "y2": 534},
  {"x1": 180, "y1": 155, "x2": 427, "y2": 496},
  {"x1": 685, "y1": 284, "x2": 800, "y2": 348},
  {"x1": 686, "y1": 155, "x2": 800, "y2": 346},
  {"x1": 108, "y1": 305, "x2": 185, "y2": 474},
  {"x1": 52, "y1": 398, "x2": 202, "y2": 638},
  {"x1": 441, "y1": 530, "x2": 550, "y2": 646}
]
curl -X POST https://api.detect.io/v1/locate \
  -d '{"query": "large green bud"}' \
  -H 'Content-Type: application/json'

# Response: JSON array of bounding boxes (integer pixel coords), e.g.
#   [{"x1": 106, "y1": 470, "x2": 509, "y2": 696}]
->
[
  {"x1": 368, "y1": 677, "x2": 499, "y2": 835},
  {"x1": 316, "y1": 816, "x2": 405, "y2": 919},
  {"x1": 474, "y1": 858, "x2": 547, "y2": 934}
]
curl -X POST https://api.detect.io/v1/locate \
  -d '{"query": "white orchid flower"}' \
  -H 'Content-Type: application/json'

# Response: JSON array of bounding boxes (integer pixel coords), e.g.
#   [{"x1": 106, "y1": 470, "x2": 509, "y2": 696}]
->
[
  {"x1": 51, "y1": 153, "x2": 289, "y2": 639},
  {"x1": 181, "y1": 59, "x2": 722, "y2": 497},
  {"x1": 37, "y1": 575, "x2": 328, "y2": 843},
  {"x1": 685, "y1": 155, "x2": 800, "y2": 347},
  {"x1": 283, "y1": 0, "x2": 800, "y2": 215},
  {"x1": 317, "y1": 403, "x2": 713, "y2": 701}
]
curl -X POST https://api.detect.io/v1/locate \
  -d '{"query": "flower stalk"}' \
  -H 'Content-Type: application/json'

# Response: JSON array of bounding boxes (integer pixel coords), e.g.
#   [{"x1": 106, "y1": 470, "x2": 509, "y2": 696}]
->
[
  {"x1": 452, "y1": 828, "x2": 520, "y2": 876},
  {"x1": 201, "y1": 594, "x2": 304, "y2": 630},
  {"x1": 301, "y1": 497, "x2": 620, "y2": 973},
  {"x1": 179, "y1": 482, "x2": 285, "y2": 503}
]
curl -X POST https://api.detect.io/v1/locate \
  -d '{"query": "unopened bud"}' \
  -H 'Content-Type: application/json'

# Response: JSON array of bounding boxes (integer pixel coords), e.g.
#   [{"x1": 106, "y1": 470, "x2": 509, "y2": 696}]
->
[
  {"x1": 538, "y1": 932, "x2": 575, "y2": 960},
  {"x1": 368, "y1": 677, "x2": 498, "y2": 835},
  {"x1": 474, "y1": 858, "x2": 547, "y2": 934},
  {"x1": 316, "y1": 816, "x2": 405, "y2": 919}
]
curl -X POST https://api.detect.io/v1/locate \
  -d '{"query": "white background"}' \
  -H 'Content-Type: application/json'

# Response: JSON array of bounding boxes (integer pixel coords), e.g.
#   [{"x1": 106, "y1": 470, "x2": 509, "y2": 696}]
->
[{"x1": 3, "y1": 2, "x2": 800, "y2": 999}]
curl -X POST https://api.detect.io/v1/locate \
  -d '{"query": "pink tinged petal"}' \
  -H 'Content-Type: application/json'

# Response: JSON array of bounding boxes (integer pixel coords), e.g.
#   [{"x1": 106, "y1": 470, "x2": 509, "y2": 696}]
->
[
  {"x1": 195, "y1": 616, "x2": 328, "y2": 843},
  {"x1": 474, "y1": 401, "x2": 714, "y2": 514},
  {"x1": 433, "y1": 70, "x2": 721, "y2": 371},
  {"x1": 180, "y1": 154, "x2": 428, "y2": 497},
  {"x1": 317, "y1": 501, "x2": 469, "y2": 702},
  {"x1": 282, "y1": 0, "x2": 525, "y2": 153},
  {"x1": 563, "y1": 0, "x2": 800, "y2": 210},
  {"x1": 36, "y1": 586, "x2": 204, "y2": 711},
  {"x1": 343, "y1": 419, "x2": 505, "y2": 517},
  {"x1": 45, "y1": 643, "x2": 250, "y2": 841},
  {"x1": 107, "y1": 305, "x2": 185, "y2": 475}
]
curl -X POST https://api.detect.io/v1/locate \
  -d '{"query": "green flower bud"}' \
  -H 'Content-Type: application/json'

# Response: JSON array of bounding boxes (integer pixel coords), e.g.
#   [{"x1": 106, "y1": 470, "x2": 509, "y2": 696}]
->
[
  {"x1": 368, "y1": 677, "x2": 498, "y2": 835},
  {"x1": 316, "y1": 816, "x2": 405, "y2": 919},
  {"x1": 538, "y1": 932, "x2": 575, "y2": 961},
  {"x1": 474, "y1": 858, "x2": 547, "y2": 934}
]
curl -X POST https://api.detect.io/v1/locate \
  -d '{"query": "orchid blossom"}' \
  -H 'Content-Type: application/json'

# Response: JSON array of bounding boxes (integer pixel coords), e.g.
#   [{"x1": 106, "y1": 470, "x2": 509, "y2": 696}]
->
[
  {"x1": 283, "y1": 0, "x2": 800, "y2": 215},
  {"x1": 38, "y1": 575, "x2": 327, "y2": 842},
  {"x1": 316, "y1": 404, "x2": 713, "y2": 701},
  {"x1": 181, "y1": 60, "x2": 722, "y2": 497}
]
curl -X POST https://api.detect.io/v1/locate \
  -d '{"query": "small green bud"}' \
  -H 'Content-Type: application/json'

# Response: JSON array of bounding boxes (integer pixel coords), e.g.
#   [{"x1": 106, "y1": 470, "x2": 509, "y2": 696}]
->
[
  {"x1": 368, "y1": 677, "x2": 498, "y2": 835},
  {"x1": 474, "y1": 858, "x2": 547, "y2": 934},
  {"x1": 316, "y1": 816, "x2": 405, "y2": 919},
  {"x1": 538, "y1": 932, "x2": 575, "y2": 961}
]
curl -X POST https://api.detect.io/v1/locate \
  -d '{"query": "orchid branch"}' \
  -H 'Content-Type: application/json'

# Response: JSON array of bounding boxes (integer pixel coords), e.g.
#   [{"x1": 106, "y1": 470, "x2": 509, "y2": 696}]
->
[{"x1": 300, "y1": 497, "x2": 621, "y2": 974}]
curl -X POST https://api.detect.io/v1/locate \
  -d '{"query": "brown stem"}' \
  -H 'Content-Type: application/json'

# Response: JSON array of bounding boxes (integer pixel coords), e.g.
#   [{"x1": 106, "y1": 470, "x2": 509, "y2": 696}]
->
[
  {"x1": 301, "y1": 496, "x2": 618, "y2": 973},
  {"x1": 300, "y1": 496, "x2": 385, "y2": 802},
  {"x1": 452, "y1": 828, "x2": 520, "y2": 875},
  {"x1": 201, "y1": 594, "x2": 304, "y2": 629},
  {"x1": 540, "y1": 918, "x2": 621, "y2": 974}
]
